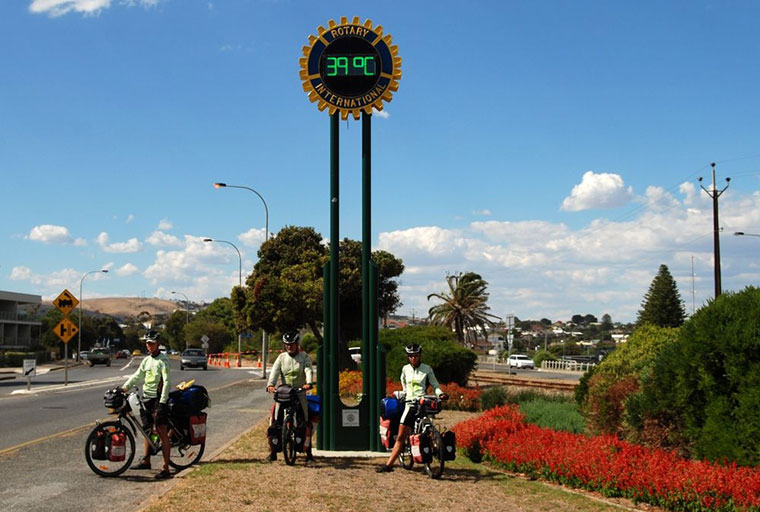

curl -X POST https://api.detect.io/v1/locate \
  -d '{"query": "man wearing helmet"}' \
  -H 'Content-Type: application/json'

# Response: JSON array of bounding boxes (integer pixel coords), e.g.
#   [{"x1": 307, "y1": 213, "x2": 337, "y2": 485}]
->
[
  {"x1": 122, "y1": 330, "x2": 173, "y2": 479},
  {"x1": 266, "y1": 331, "x2": 314, "y2": 462},
  {"x1": 377, "y1": 343, "x2": 447, "y2": 472}
]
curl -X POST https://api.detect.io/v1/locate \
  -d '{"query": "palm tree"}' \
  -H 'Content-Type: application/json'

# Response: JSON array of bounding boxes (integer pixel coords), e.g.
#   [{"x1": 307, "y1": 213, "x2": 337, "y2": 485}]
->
[{"x1": 427, "y1": 272, "x2": 500, "y2": 346}]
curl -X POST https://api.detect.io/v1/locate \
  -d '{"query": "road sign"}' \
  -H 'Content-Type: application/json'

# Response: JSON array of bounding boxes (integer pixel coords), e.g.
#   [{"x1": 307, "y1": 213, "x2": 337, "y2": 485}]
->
[
  {"x1": 23, "y1": 359, "x2": 36, "y2": 377},
  {"x1": 54, "y1": 317, "x2": 79, "y2": 343},
  {"x1": 53, "y1": 289, "x2": 79, "y2": 316},
  {"x1": 201, "y1": 335, "x2": 209, "y2": 350}
]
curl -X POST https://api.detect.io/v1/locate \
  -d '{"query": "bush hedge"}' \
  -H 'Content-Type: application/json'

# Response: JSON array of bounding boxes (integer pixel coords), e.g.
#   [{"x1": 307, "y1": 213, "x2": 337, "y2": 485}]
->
[{"x1": 379, "y1": 325, "x2": 477, "y2": 386}]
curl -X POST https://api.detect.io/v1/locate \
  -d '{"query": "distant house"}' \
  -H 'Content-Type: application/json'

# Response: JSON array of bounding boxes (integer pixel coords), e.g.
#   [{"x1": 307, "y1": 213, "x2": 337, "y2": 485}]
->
[{"x1": 0, "y1": 290, "x2": 42, "y2": 350}]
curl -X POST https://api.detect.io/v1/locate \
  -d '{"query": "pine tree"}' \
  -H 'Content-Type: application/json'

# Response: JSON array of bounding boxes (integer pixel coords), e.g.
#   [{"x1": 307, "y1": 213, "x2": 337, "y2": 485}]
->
[{"x1": 636, "y1": 264, "x2": 686, "y2": 327}]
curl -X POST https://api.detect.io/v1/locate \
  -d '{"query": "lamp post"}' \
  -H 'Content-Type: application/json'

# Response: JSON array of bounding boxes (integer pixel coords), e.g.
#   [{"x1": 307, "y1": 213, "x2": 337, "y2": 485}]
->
[
  {"x1": 73, "y1": 269, "x2": 108, "y2": 386},
  {"x1": 171, "y1": 291, "x2": 190, "y2": 350},
  {"x1": 734, "y1": 231, "x2": 760, "y2": 238},
  {"x1": 214, "y1": 182, "x2": 269, "y2": 379},
  {"x1": 203, "y1": 238, "x2": 243, "y2": 356}
]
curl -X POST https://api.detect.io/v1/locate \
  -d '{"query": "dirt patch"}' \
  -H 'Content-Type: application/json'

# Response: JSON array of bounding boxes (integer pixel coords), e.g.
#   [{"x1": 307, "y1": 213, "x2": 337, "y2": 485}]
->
[{"x1": 142, "y1": 410, "x2": 663, "y2": 512}]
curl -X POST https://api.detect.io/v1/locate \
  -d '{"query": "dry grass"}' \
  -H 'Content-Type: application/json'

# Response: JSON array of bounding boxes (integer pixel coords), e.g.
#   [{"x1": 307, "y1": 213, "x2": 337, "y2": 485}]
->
[{"x1": 142, "y1": 410, "x2": 662, "y2": 512}]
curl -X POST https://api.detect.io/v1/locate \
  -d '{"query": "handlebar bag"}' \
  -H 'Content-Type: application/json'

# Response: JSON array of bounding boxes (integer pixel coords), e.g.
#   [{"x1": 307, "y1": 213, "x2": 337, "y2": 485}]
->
[
  {"x1": 410, "y1": 433, "x2": 432, "y2": 463},
  {"x1": 275, "y1": 385, "x2": 297, "y2": 404}
]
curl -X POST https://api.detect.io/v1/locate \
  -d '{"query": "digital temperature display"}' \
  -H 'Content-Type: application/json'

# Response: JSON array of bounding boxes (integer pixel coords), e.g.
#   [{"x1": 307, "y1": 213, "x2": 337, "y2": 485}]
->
[{"x1": 325, "y1": 55, "x2": 377, "y2": 77}]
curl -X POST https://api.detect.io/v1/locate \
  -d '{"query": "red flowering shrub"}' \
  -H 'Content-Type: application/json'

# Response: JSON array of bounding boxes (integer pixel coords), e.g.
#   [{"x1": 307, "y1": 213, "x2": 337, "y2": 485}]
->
[
  {"x1": 441, "y1": 382, "x2": 481, "y2": 412},
  {"x1": 454, "y1": 409, "x2": 760, "y2": 511},
  {"x1": 339, "y1": 371, "x2": 362, "y2": 400}
]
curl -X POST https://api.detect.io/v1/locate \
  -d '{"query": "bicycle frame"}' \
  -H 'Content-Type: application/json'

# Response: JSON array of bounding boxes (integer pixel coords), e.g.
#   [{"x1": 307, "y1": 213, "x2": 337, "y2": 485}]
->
[{"x1": 99, "y1": 391, "x2": 171, "y2": 454}]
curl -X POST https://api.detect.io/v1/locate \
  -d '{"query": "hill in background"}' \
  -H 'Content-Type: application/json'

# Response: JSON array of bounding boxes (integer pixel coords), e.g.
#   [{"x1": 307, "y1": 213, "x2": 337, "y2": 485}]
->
[{"x1": 41, "y1": 297, "x2": 186, "y2": 321}]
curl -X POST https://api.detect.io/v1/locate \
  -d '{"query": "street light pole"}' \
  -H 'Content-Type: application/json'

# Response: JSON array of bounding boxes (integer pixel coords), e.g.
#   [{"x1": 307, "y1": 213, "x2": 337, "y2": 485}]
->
[
  {"x1": 171, "y1": 291, "x2": 190, "y2": 350},
  {"x1": 734, "y1": 231, "x2": 760, "y2": 238},
  {"x1": 214, "y1": 182, "x2": 269, "y2": 379},
  {"x1": 74, "y1": 269, "x2": 108, "y2": 386},
  {"x1": 203, "y1": 238, "x2": 243, "y2": 356}
]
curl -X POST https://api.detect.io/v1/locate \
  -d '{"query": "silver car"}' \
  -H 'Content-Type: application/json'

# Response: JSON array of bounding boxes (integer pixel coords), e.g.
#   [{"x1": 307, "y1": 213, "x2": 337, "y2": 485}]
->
[{"x1": 180, "y1": 348, "x2": 207, "y2": 371}]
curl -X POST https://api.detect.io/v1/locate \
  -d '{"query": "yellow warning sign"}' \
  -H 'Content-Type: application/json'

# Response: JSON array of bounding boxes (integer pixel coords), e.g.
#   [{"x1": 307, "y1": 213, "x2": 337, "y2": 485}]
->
[
  {"x1": 54, "y1": 317, "x2": 79, "y2": 344},
  {"x1": 53, "y1": 289, "x2": 79, "y2": 316}
]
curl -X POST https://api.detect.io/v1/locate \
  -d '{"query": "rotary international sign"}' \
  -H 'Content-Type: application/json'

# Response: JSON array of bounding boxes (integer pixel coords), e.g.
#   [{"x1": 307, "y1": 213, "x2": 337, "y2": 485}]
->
[{"x1": 299, "y1": 17, "x2": 401, "y2": 120}]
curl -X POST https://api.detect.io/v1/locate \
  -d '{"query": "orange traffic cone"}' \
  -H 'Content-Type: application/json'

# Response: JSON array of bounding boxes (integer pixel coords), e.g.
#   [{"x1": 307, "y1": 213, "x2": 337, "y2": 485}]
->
[
  {"x1": 224, "y1": 354, "x2": 230, "y2": 368},
  {"x1": 257, "y1": 356, "x2": 262, "y2": 369}
]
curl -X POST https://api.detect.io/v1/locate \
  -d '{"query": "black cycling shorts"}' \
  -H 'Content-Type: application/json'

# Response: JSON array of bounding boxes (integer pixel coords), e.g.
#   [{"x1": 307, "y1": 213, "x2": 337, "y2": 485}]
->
[
  {"x1": 399, "y1": 403, "x2": 418, "y2": 428},
  {"x1": 141, "y1": 397, "x2": 169, "y2": 428}
]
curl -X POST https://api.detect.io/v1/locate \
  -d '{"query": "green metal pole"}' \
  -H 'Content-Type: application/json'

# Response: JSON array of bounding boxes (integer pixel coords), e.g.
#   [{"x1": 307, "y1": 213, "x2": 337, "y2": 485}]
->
[
  {"x1": 361, "y1": 111, "x2": 374, "y2": 450},
  {"x1": 329, "y1": 113, "x2": 340, "y2": 450},
  {"x1": 370, "y1": 260, "x2": 380, "y2": 450},
  {"x1": 316, "y1": 343, "x2": 324, "y2": 450}
]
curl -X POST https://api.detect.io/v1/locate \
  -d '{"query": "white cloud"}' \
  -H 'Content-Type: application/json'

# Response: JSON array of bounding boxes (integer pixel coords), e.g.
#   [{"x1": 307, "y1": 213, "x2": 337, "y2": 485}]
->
[
  {"x1": 238, "y1": 227, "x2": 267, "y2": 248},
  {"x1": 29, "y1": 0, "x2": 160, "y2": 17},
  {"x1": 26, "y1": 224, "x2": 86, "y2": 245},
  {"x1": 157, "y1": 218, "x2": 173, "y2": 230},
  {"x1": 96, "y1": 232, "x2": 143, "y2": 253},
  {"x1": 10, "y1": 265, "x2": 83, "y2": 288},
  {"x1": 372, "y1": 108, "x2": 390, "y2": 119},
  {"x1": 472, "y1": 209, "x2": 492, "y2": 216},
  {"x1": 126, "y1": 214, "x2": 135, "y2": 224},
  {"x1": 561, "y1": 171, "x2": 634, "y2": 211},
  {"x1": 146, "y1": 230, "x2": 183, "y2": 247},
  {"x1": 115, "y1": 263, "x2": 140, "y2": 276}
]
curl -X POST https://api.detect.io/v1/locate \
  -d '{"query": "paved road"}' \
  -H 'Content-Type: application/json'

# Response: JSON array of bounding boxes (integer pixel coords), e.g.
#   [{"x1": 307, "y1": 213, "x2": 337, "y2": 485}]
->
[
  {"x1": 477, "y1": 358, "x2": 582, "y2": 381},
  {"x1": 0, "y1": 360, "x2": 272, "y2": 512}
]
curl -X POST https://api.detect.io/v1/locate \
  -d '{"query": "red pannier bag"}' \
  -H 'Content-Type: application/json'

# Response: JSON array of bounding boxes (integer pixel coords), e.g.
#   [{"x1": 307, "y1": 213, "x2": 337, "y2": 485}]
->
[
  {"x1": 410, "y1": 433, "x2": 432, "y2": 463},
  {"x1": 189, "y1": 412, "x2": 207, "y2": 445},
  {"x1": 379, "y1": 417, "x2": 394, "y2": 449},
  {"x1": 109, "y1": 432, "x2": 126, "y2": 461}
]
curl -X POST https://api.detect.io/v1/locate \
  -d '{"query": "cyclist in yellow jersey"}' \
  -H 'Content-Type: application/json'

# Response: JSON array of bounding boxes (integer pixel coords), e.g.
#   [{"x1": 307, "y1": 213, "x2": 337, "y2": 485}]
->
[
  {"x1": 122, "y1": 331, "x2": 172, "y2": 479},
  {"x1": 266, "y1": 331, "x2": 314, "y2": 461},
  {"x1": 377, "y1": 343, "x2": 447, "y2": 472}
]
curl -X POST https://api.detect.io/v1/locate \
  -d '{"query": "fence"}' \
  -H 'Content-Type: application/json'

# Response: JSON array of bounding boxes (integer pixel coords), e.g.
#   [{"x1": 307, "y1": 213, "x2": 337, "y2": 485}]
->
[{"x1": 541, "y1": 360, "x2": 595, "y2": 372}]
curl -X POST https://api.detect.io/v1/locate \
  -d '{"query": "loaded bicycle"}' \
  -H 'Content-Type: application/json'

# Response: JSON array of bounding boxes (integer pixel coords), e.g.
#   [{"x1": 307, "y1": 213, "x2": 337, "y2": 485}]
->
[
  {"x1": 397, "y1": 394, "x2": 450, "y2": 479},
  {"x1": 84, "y1": 382, "x2": 208, "y2": 477},
  {"x1": 270, "y1": 385, "x2": 308, "y2": 466}
]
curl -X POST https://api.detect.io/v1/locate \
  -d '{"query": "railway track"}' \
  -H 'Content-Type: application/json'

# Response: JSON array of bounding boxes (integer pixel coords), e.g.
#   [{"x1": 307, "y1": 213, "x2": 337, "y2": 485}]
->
[{"x1": 471, "y1": 371, "x2": 577, "y2": 392}]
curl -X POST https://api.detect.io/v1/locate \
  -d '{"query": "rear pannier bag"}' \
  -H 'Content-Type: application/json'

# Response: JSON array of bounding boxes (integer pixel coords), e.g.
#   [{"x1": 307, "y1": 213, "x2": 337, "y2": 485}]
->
[
  {"x1": 189, "y1": 412, "x2": 207, "y2": 445},
  {"x1": 442, "y1": 430, "x2": 457, "y2": 461},
  {"x1": 169, "y1": 384, "x2": 210, "y2": 415},
  {"x1": 91, "y1": 430, "x2": 107, "y2": 460},
  {"x1": 410, "y1": 433, "x2": 432, "y2": 463},
  {"x1": 379, "y1": 417, "x2": 395, "y2": 450},
  {"x1": 268, "y1": 425, "x2": 282, "y2": 452}
]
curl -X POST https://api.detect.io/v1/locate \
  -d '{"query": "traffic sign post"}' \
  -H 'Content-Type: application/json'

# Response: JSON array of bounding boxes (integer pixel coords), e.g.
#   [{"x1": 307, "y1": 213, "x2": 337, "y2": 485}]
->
[
  {"x1": 23, "y1": 359, "x2": 36, "y2": 391},
  {"x1": 53, "y1": 289, "x2": 79, "y2": 386}
]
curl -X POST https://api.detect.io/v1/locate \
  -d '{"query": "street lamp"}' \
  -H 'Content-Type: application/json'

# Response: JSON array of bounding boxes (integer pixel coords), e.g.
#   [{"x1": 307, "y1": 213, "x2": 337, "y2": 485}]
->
[
  {"x1": 78, "y1": 269, "x2": 109, "y2": 361},
  {"x1": 171, "y1": 291, "x2": 190, "y2": 350},
  {"x1": 734, "y1": 231, "x2": 760, "y2": 238},
  {"x1": 203, "y1": 238, "x2": 243, "y2": 356},
  {"x1": 213, "y1": 182, "x2": 269, "y2": 378}
]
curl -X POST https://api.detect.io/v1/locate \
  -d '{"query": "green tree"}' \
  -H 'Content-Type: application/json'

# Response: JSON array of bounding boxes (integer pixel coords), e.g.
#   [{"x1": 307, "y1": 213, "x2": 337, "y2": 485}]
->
[
  {"x1": 232, "y1": 226, "x2": 404, "y2": 348},
  {"x1": 183, "y1": 318, "x2": 232, "y2": 353},
  {"x1": 165, "y1": 310, "x2": 188, "y2": 351},
  {"x1": 427, "y1": 272, "x2": 499, "y2": 345},
  {"x1": 636, "y1": 264, "x2": 686, "y2": 328},
  {"x1": 601, "y1": 313, "x2": 613, "y2": 330}
]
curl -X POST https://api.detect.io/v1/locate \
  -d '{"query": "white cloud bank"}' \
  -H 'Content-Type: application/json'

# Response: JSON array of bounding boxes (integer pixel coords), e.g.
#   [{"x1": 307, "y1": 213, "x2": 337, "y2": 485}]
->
[
  {"x1": 561, "y1": 171, "x2": 634, "y2": 211},
  {"x1": 26, "y1": 224, "x2": 86, "y2": 246},
  {"x1": 29, "y1": 0, "x2": 160, "y2": 18},
  {"x1": 96, "y1": 232, "x2": 142, "y2": 253}
]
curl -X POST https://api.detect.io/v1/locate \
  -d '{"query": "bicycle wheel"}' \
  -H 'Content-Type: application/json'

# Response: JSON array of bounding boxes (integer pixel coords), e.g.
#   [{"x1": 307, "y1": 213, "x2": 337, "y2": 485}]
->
[
  {"x1": 424, "y1": 429, "x2": 445, "y2": 479},
  {"x1": 282, "y1": 411, "x2": 297, "y2": 466},
  {"x1": 398, "y1": 436, "x2": 414, "y2": 470},
  {"x1": 84, "y1": 421, "x2": 136, "y2": 477},
  {"x1": 167, "y1": 428, "x2": 205, "y2": 470}
]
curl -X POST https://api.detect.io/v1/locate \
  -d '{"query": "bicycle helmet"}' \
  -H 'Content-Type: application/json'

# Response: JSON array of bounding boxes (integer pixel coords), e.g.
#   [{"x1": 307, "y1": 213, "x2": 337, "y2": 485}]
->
[
  {"x1": 143, "y1": 330, "x2": 160, "y2": 343},
  {"x1": 404, "y1": 343, "x2": 422, "y2": 355},
  {"x1": 282, "y1": 331, "x2": 301, "y2": 345}
]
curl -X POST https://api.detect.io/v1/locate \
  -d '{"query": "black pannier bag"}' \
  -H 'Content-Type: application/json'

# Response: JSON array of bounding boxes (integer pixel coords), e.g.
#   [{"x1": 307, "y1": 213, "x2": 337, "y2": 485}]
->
[
  {"x1": 169, "y1": 384, "x2": 210, "y2": 416},
  {"x1": 91, "y1": 430, "x2": 107, "y2": 460},
  {"x1": 442, "y1": 430, "x2": 457, "y2": 461},
  {"x1": 268, "y1": 425, "x2": 282, "y2": 452}
]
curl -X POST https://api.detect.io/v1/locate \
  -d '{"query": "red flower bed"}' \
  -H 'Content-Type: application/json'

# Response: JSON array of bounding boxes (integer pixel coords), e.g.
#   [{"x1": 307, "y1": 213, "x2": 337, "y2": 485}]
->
[
  {"x1": 383, "y1": 380, "x2": 482, "y2": 412},
  {"x1": 453, "y1": 409, "x2": 760, "y2": 511}
]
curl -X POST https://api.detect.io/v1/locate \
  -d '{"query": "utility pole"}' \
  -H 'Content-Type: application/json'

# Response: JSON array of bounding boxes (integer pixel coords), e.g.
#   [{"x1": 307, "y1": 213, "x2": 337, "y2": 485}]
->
[
  {"x1": 691, "y1": 256, "x2": 696, "y2": 315},
  {"x1": 699, "y1": 163, "x2": 730, "y2": 298}
]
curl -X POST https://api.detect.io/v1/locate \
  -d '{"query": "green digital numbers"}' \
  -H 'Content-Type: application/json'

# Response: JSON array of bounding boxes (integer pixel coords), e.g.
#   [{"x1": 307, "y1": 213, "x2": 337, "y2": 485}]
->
[{"x1": 326, "y1": 55, "x2": 376, "y2": 77}]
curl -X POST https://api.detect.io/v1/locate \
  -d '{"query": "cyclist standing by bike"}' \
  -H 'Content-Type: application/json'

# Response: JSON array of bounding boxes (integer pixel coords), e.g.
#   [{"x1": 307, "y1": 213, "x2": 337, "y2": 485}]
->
[
  {"x1": 122, "y1": 330, "x2": 172, "y2": 479},
  {"x1": 266, "y1": 331, "x2": 314, "y2": 462},
  {"x1": 377, "y1": 343, "x2": 447, "y2": 473}
]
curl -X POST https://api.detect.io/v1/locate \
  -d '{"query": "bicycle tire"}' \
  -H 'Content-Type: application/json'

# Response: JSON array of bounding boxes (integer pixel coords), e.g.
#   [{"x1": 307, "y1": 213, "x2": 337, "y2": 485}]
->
[
  {"x1": 282, "y1": 411, "x2": 297, "y2": 466},
  {"x1": 84, "y1": 421, "x2": 136, "y2": 477},
  {"x1": 167, "y1": 428, "x2": 205, "y2": 470},
  {"x1": 399, "y1": 436, "x2": 414, "y2": 470},
  {"x1": 424, "y1": 429, "x2": 445, "y2": 479}
]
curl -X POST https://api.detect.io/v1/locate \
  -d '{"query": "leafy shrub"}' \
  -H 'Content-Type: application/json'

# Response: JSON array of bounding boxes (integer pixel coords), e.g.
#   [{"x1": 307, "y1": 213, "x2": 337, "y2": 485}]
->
[
  {"x1": 532, "y1": 349, "x2": 557, "y2": 368},
  {"x1": 519, "y1": 399, "x2": 585, "y2": 433},
  {"x1": 300, "y1": 333, "x2": 320, "y2": 355},
  {"x1": 441, "y1": 382, "x2": 481, "y2": 411},
  {"x1": 481, "y1": 386, "x2": 508, "y2": 410},
  {"x1": 3, "y1": 351, "x2": 40, "y2": 367},
  {"x1": 380, "y1": 326, "x2": 477, "y2": 386}
]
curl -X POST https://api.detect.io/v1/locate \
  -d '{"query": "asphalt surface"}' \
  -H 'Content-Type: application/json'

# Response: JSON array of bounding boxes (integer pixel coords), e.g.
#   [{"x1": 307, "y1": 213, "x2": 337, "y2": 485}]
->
[{"x1": 0, "y1": 358, "x2": 272, "y2": 512}]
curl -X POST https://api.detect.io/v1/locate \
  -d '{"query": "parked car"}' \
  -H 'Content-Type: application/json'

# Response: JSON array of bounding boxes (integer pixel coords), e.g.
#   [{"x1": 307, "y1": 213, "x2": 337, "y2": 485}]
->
[
  {"x1": 507, "y1": 354, "x2": 535, "y2": 369},
  {"x1": 349, "y1": 346, "x2": 361, "y2": 364},
  {"x1": 78, "y1": 350, "x2": 90, "y2": 362},
  {"x1": 132, "y1": 349, "x2": 142, "y2": 356},
  {"x1": 180, "y1": 348, "x2": 207, "y2": 371},
  {"x1": 114, "y1": 349, "x2": 130, "y2": 359},
  {"x1": 88, "y1": 348, "x2": 111, "y2": 367}
]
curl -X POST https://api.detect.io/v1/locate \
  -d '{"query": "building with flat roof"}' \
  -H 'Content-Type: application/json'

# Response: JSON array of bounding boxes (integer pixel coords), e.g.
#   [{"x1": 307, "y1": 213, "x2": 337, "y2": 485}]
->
[{"x1": 0, "y1": 290, "x2": 42, "y2": 350}]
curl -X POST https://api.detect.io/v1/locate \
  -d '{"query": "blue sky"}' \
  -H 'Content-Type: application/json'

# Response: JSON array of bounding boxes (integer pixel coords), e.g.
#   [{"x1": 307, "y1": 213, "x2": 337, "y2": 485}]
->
[{"x1": 3, "y1": 0, "x2": 760, "y2": 323}]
